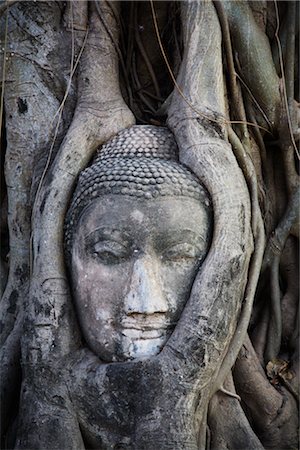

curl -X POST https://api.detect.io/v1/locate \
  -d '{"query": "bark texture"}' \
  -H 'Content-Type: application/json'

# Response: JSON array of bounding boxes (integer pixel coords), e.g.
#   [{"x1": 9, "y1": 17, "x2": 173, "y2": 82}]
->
[{"x1": 0, "y1": 1, "x2": 299, "y2": 449}]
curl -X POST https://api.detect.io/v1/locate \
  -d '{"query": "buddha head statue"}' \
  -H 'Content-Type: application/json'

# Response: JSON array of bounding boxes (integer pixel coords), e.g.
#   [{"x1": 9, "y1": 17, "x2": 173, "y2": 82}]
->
[{"x1": 65, "y1": 125, "x2": 212, "y2": 363}]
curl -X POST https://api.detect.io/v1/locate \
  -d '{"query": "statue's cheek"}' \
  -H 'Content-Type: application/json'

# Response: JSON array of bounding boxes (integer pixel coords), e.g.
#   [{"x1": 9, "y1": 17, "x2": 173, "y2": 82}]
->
[{"x1": 160, "y1": 262, "x2": 200, "y2": 313}]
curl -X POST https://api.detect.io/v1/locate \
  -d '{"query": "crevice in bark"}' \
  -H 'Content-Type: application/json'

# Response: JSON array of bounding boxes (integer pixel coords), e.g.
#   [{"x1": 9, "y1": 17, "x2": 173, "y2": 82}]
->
[{"x1": 0, "y1": 1, "x2": 298, "y2": 448}]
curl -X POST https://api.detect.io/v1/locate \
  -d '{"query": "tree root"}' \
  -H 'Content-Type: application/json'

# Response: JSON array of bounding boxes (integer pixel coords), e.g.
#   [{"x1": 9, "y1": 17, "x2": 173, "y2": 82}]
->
[
  {"x1": 211, "y1": 127, "x2": 265, "y2": 394},
  {"x1": 280, "y1": 237, "x2": 299, "y2": 344},
  {"x1": 208, "y1": 372, "x2": 264, "y2": 450},
  {"x1": 64, "y1": 0, "x2": 88, "y2": 32},
  {"x1": 213, "y1": 0, "x2": 248, "y2": 139},
  {"x1": 1, "y1": 2, "x2": 298, "y2": 449},
  {"x1": 16, "y1": 3, "x2": 134, "y2": 448},
  {"x1": 262, "y1": 186, "x2": 299, "y2": 361},
  {"x1": 1, "y1": 3, "x2": 79, "y2": 444},
  {"x1": 167, "y1": 1, "x2": 254, "y2": 444},
  {"x1": 222, "y1": 0, "x2": 281, "y2": 130},
  {"x1": 218, "y1": 385, "x2": 241, "y2": 401},
  {"x1": 0, "y1": 0, "x2": 18, "y2": 17},
  {"x1": 233, "y1": 334, "x2": 299, "y2": 449},
  {"x1": 0, "y1": 315, "x2": 21, "y2": 445}
]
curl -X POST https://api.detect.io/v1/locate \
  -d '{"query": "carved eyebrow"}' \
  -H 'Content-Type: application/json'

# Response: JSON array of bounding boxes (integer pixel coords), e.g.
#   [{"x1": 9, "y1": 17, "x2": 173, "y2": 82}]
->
[
  {"x1": 154, "y1": 229, "x2": 206, "y2": 250},
  {"x1": 84, "y1": 227, "x2": 132, "y2": 246}
]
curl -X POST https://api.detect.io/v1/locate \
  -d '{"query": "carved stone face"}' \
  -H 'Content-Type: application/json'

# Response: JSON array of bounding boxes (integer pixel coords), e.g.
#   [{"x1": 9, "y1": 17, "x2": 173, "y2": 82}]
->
[{"x1": 71, "y1": 194, "x2": 211, "y2": 362}]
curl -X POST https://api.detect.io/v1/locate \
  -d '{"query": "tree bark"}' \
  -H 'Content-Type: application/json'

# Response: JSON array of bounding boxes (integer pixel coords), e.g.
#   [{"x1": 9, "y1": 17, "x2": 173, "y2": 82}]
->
[{"x1": 0, "y1": 1, "x2": 298, "y2": 449}]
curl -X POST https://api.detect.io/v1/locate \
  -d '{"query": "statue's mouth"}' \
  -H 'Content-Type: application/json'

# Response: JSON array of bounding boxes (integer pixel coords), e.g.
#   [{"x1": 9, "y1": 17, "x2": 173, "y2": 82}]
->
[
  {"x1": 121, "y1": 328, "x2": 168, "y2": 340},
  {"x1": 121, "y1": 318, "x2": 173, "y2": 336}
]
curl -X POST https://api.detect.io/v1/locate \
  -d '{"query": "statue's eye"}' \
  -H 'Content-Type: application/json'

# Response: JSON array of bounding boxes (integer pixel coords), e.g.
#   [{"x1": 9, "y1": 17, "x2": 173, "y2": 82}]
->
[
  {"x1": 90, "y1": 241, "x2": 130, "y2": 264},
  {"x1": 162, "y1": 243, "x2": 201, "y2": 262}
]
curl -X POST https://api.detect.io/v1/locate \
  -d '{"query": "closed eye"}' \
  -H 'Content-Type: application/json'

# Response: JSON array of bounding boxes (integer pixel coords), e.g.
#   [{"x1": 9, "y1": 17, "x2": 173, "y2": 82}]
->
[
  {"x1": 162, "y1": 243, "x2": 202, "y2": 262},
  {"x1": 90, "y1": 241, "x2": 130, "y2": 264}
]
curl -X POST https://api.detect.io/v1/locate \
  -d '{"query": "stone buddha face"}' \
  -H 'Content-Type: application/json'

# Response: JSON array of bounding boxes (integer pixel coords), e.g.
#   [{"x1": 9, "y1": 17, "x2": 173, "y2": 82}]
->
[
  {"x1": 71, "y1": 194, "x2": 210, "y2": 362},
  {"x1": 65, "y1": 125, "x2": 212, "y2": 363}
]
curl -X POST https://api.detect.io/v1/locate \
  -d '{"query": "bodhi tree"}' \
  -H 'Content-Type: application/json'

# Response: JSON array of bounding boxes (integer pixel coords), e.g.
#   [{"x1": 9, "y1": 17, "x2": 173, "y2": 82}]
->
[{"x1": 0, "y1": 1, "x2": 299, "y2": 449}]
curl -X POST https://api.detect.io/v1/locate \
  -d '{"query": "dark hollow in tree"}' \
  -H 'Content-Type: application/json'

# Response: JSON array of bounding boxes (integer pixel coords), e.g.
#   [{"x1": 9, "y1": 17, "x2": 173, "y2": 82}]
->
[{"x1": 0, "y1": 1, "x2": 299, "y2": 449}]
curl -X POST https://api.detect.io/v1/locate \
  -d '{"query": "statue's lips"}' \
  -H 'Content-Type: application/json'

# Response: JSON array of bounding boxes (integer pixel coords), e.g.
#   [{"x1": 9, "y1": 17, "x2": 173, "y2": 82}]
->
[
  {"x1": 123, "y1": 331, "x2": 165, "y2": 340},
  {"x1": 120, "y1": 322, "x2": 172, "y2": 340}
]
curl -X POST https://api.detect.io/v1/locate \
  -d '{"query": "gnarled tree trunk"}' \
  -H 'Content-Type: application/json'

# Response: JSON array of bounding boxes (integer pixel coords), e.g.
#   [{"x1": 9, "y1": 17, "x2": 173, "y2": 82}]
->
[{"x1": 0, "y1": 1, "x2": 298, "y2": 449}]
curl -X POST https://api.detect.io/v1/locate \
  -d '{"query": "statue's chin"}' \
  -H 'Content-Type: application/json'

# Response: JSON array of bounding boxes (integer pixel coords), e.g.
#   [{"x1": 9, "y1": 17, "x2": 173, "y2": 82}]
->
[
  {"x1": 109, "y1": 331, "x2": 168, "y2": 361},
  {"x1": 86, "y1": 328, "x2": 170, "y2": 363},
  {"x1": 125, "y1": 337, "x2": 165, "y2": 360}
]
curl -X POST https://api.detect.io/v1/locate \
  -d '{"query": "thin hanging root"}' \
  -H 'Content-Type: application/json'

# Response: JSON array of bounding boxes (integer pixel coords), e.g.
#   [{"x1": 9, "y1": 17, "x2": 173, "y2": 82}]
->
[
  {"x1": 263, "y1": 186, "x2": 300, "y2": 270},
  {"x1": 134, "y1": 5, "x2": 161, "y2": 99},
  {"x1": 140, "y1": 89, "x2": 164, "y2": 103},
  {"x1": 262, "y1": 187, "x2": 299, "y2": 361},
  {"x1": 213, "y1": 1, "x2": 248, "y2": 137},
  {"x1": 0, "y1": 0, "x2": 18, "y2": 16},
  {"x1": 0, "y1": 6, "x2": 8, "y2": 144},
  {"x1": 285, "y1": 2, "x2": 295, "y2": 116},
  {"x1": 280, "y1": 237, "x2": 299, "y2": 343},
  {"x1": 265, "y1": 255, "x2": 281, "y2": 361},
  {"x1": 150, "y1": 0, "x2": 270, "y2": 134},
  {"x1": 94, "y1": 0, "x2": 130, "y2": 105},
  {"x1": 227, "y1": 128, "x2": 261, "y2": 233},
  {"x1": 244, "y1": 96, "x2": 268, "y2": 171},
  {"x1": 219, "y1": 385, "x2": 241, "y2": 401},
  {"x1": 64, "y1": 0, "x2": 88, "y2": 31},
  {"x1": 274, "y1": 0, "x2": 299, "y2": 159},
  {"x1": 132, "y1": 52, "x2": 156, "y2": 114}
]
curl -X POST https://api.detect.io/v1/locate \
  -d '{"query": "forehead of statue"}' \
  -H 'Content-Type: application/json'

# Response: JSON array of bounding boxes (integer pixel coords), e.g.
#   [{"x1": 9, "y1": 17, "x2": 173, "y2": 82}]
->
[{"x1": 73, "y1": 194, "x2": 210, "y2": 249}]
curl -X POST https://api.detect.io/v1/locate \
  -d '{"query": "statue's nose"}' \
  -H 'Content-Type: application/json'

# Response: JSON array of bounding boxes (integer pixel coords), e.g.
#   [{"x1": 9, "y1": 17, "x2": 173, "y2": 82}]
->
[{"x1": 124, "y1": 256, "x2": 168, "y2": 315}]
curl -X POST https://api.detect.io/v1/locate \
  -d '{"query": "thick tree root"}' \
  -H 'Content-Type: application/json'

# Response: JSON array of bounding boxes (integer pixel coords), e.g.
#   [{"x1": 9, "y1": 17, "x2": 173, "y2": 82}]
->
[
  {"x1": 234, "y1": 335, "x2": 299, "y2": 449},
  {"x1": 208, "y1": 373, "x2": 264, "y2": 450},
  {"x1": 16, "y1": 3, "x2": 134, "y2": 448}
]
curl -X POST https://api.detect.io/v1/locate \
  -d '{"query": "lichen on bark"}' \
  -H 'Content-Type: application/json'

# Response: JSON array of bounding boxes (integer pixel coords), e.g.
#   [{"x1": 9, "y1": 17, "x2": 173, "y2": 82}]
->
[{"x1": 0, "y1": 1, "x2": 298, "y2": 449}]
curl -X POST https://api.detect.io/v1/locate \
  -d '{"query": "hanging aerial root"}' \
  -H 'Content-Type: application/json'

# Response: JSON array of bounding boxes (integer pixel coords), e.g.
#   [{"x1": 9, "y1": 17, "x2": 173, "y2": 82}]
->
[
  {"x1": 284, "y1": 2, "x2": 296, "y2": 123},
  {"x1": 213, "y1": 1, "x2": 248, "y2": 139},
  {"x1": 0, "y1": 0, "x2": 18, "y2": 17},
  {"x1": 218, "y1": 385, "x2": 241, "y2": 401},
  {"x1": 262, "y1": 187, "x2": 299, "y2": 362},
  {"x1": 280, "y1": 236, "x2": 299, "y2": 346},
  {"x1": 64, "y1": 0, "x2": 88, "y2": 31},
  {"x1": 0, "y1": 315, "x2": 21, "y2": 438},
  {"x1": 134, "y1": 6, "x2": 161, "y2": 99},
  {"x1": 274, "y1": 0, "x2": 299, "y2": 160}
]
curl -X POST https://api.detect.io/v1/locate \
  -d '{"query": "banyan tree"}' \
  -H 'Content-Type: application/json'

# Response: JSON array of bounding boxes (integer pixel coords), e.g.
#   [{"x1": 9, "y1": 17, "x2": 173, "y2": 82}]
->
[{"x1": 0, "y1": 1, "x2": 299, "y2": 449}]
